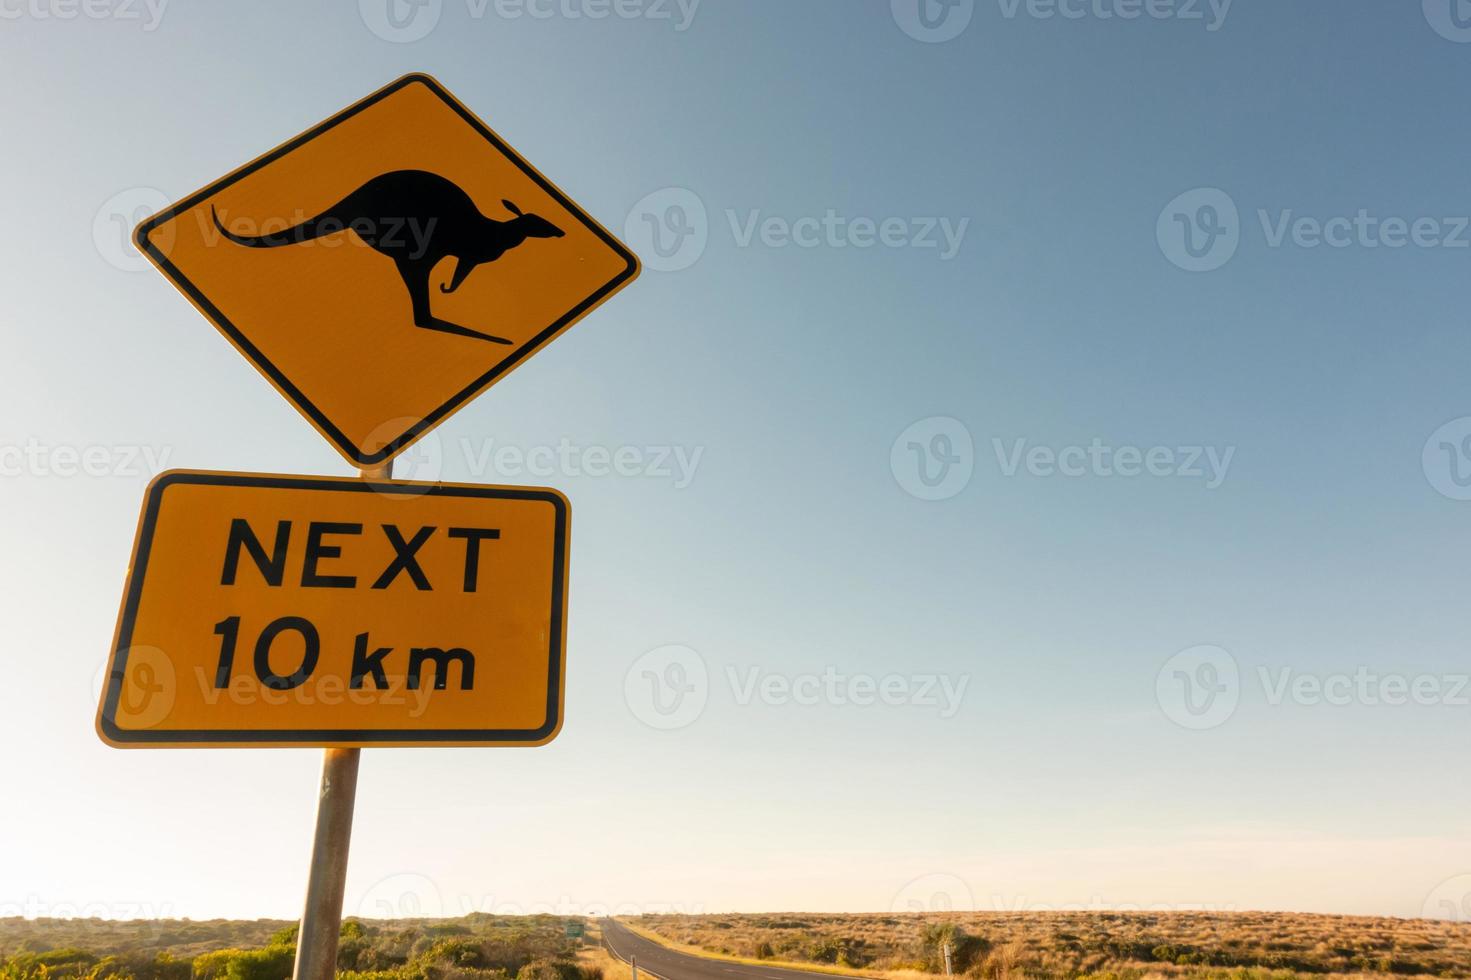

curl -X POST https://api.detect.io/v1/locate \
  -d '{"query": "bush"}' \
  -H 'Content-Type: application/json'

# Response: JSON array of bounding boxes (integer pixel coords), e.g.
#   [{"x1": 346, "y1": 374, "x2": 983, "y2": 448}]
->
[
  {"x1": 418, "y1": 940, "x2": 487, "y2": 970},
  {"x1": 24, "y1": 949, "x2": 98, "y2": 973},
  {"x1": 513, "y1": 960, "x2": 580, "y2": 980},
  {"x1": 804, "y1": 938, "x2": 842, "y2": 964},
  {"x1": 190, "y1": 947, "x2": 294, "y2": 980},
  {"x1": 0, "y1": 950, "x2": 198, "y2": 980},
  {"x1": 266, "y1": 927, "x2": 297, "y2": 948},
  {"x1": 914, "y1": 924, "x2": 987, "y2": 974},
  {"x1": 100, "y1": 953, "x2": 193, "y2": 980},
  {"x1": 1, "y1": 952, "x2": 86, "y2": 980}
]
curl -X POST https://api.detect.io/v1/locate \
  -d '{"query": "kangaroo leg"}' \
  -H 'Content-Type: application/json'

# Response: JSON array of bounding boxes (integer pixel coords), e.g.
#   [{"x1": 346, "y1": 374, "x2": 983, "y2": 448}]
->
[
  {"x1": 395, "y1": 258, "x2": 513, "y2": 345},
  {"x1": 440, "y1": 256, "x2": 476, "y2": 295}
]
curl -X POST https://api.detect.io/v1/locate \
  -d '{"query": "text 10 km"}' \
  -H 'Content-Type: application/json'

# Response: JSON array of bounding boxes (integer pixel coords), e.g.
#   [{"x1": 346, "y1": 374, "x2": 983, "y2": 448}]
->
[
  {"x1": 213, "y1": 518, "x2": 505, "y2": 694},
  {"x1": 210, "y1": 616, "x2": 476, "y2": 693}
]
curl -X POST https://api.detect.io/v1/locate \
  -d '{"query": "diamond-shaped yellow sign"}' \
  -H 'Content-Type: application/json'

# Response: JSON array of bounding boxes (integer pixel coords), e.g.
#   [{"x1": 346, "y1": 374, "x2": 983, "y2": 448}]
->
[{"x1": 135, "y1": 73, "x2": 639, "y2": 466}]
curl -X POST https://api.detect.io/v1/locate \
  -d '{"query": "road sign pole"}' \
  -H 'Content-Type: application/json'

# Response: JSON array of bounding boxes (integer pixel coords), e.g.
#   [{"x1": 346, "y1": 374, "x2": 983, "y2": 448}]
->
[
  {"x1": 291, "y1": 462, "x2": 388, "y2": 980},
  {"x1": 293, "y1": 746, "x2": 360, "y2": 980}
]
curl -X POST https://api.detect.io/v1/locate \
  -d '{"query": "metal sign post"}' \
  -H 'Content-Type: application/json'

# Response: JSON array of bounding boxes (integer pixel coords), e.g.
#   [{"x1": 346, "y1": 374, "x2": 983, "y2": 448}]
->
[
  {"x1": 292, "y1": 461, "x2": 384, "y2": 980},
  {"x1": 292, "y1": 746, "x2": 362, "y2": 980}
]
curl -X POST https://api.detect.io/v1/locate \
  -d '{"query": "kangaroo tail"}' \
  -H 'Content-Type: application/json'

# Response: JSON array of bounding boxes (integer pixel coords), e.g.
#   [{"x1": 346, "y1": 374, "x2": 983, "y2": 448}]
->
[{"x1": 211, "y1": 205, "x2": 344, "y2": 248}]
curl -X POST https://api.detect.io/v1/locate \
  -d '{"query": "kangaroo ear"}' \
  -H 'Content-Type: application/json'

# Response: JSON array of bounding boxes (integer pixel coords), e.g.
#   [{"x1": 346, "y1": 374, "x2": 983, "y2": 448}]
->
[{"x1": 502, "y1": 199, "x2": 523, "y2": 216}]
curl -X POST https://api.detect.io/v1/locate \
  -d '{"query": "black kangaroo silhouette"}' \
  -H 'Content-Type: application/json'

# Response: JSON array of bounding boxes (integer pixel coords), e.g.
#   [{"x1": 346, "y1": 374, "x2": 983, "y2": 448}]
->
[{"x1": 211, "y1": 169, "x2": 564, "y2": 344}]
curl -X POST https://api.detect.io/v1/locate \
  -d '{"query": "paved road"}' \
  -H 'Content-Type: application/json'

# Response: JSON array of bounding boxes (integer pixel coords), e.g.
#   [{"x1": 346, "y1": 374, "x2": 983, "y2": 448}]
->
[{"x1": 600, "y1": 920, "x2": 865, "y2": 980}]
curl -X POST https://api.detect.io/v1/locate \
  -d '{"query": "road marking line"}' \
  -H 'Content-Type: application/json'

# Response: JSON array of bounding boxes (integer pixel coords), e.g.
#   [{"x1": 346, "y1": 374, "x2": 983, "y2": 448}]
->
[{"x1": 601, "y1": 927, "x2": 671, "y2": 980}]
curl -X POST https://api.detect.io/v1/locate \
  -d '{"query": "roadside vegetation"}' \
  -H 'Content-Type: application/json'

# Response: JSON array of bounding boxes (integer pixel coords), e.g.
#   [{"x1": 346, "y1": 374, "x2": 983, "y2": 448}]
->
[
  {"x1": 7, "y1": 910, "x2": 1469, "y2": 980},
  {"x1": 623, "y1": 911, "x2": 1471, "y2": 980},
  {"x1": 0, "y1": 915, "x2": 598, "y2": 980}
]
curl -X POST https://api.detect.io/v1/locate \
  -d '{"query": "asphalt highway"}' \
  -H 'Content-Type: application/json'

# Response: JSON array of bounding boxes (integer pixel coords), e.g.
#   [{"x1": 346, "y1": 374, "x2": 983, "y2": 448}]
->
[{"x1": 600, "y1": 920, "x2": 866, "y2": 980}]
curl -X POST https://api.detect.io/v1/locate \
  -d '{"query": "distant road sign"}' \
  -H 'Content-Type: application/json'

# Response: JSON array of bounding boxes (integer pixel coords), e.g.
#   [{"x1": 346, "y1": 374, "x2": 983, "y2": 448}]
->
[
  {"x1": 97, "y1": 471, "x2": 568, "y2": 747},
  {"x1": 134, "y1": 73, "x2": 639, "y2": 467}
]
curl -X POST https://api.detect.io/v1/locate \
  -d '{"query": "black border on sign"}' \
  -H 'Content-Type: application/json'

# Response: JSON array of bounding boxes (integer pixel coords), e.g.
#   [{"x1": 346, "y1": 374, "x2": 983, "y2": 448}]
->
[
  {"x1": 96, "y1": 470, "x2": 568, "y2": 747},
  {"x1": 133, "y1": 73, "x2": 640, "y2": 467}
]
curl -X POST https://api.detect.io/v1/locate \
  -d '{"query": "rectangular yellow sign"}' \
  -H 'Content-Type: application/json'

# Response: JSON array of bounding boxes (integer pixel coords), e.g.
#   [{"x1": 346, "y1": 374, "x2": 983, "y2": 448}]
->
[{"x1": 97, "y1": 471, "x2": 568, "y2": 748}]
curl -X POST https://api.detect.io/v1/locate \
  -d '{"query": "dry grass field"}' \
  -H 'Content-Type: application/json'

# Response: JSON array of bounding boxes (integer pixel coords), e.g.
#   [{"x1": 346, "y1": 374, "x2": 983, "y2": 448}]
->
[{"x1": 623, "y1": 911, "x2": 1471, "y2": 980}]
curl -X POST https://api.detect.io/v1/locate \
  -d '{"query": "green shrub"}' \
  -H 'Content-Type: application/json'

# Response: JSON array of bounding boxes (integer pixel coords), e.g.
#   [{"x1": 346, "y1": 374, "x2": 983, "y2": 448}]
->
[
  {"x1": 513, "y1": 960, "x2": 580, "y2": 980},
  {"x1": 1, "y1": 950, "x2": 101, "y2": 980},
  {"x1": 190, "y1": 947, "x2": 293, "y2": 980},
  {"x1": 418, "y1": 939, "x2": 487, "y2": 969},
  {"x1": 35, "y1": 949, "x2": 98, "y2": 972},
  {"x1": 425, "y1": 926, "x2": 473, "y2": 938},
  {"x1": 89, "y1": 952, "x2": 192, "y2": 980},
  {"x1": 266, "y1": 927, "x2": 297, "y2": 949}
]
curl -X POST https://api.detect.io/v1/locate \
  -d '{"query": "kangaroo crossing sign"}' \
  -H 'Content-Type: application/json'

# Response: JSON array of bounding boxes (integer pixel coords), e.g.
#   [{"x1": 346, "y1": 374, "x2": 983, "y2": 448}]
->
[
  {"x1": 108, "y1": 76, "x2": 638, "y2": 977},
  {"x1": 98, "y1": 471, "x2": 568, "y2": 748},
  {"x1": 134, "y1": 73, "x2": 639, "y2": 467}
]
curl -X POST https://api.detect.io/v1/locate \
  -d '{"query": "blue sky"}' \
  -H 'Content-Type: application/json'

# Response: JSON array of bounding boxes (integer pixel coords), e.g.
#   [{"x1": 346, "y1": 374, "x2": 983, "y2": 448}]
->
[{"x1": 2, "y1": 0, "x2": 1470, "y2": 922}]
